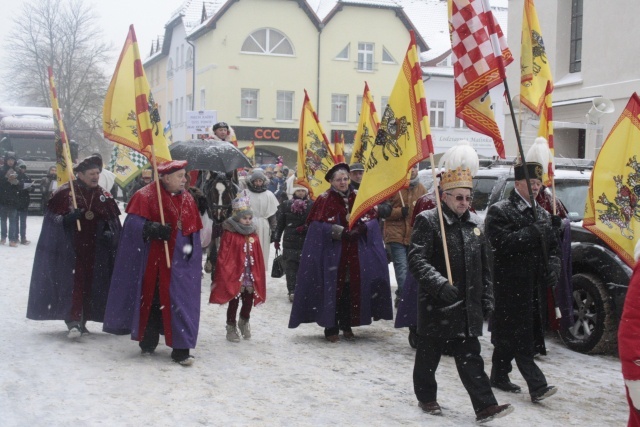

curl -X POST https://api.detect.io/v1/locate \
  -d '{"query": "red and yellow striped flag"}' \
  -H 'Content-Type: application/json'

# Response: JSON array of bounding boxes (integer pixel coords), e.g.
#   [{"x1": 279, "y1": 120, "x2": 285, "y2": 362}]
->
[
  {"x1": 520, "y1": 0, "x2": 554, "y2": 180},
  {"x1": 352, "y1": 82, "x2": 380, "y2": 168},
  {"x1": 349, "y1": 31, "x2": 432, "y2": 228},
  {"x1": 296, "y1": 90, "x2": 336, "y2": 200},
  {"x1": 334, "y1": 132, "x2": 346, "y2": 163},
  {"x1": 583, "y1": 93, "x2": 640, "y2": 268},
  {"x1": 103, "y1": 25, "x2": 171, "y2": 162},
  {"x1": 242, "y1": 141, "x2": 255, "y2": 165},
  {"x1": 48, "y1": 67, "x2": 75, "y2": 186}
]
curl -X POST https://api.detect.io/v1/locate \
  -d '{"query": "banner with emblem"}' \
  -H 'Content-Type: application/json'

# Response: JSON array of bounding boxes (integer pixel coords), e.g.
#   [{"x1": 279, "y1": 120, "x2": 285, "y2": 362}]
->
[
  {"x1": 241, "y1": 141, "x2": 256, "y2": 165},
  {"x1": 47, "y1": 67, "x2": 75, "y2": 186},
  {"x1": 583, "y1": 93, "x2": 640, "y2": 267},
  {"x1": 334, "y1": 132, "x2": 346, "y2": 163},
  {"x1": 107, "y1": 144, "x2": 149, "y2": 187},
  {"x1": 352, "y1": 82, "x2": 380, "y2": 168},
  {"x1": 103, "y1": 25, "x2": 171, "y2": 163},
  {"x1": 296, "y1": 90, "x2": 336, "y2": 200},
  {"x1": 349, "y1": 31, "x2": 432, "y2": 229}
]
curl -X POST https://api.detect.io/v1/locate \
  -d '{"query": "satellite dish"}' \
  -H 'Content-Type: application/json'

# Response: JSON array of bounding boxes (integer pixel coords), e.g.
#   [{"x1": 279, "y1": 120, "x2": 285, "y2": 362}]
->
[{"x1": 587, "y1": 97, "x2": 615, "y2": 123}]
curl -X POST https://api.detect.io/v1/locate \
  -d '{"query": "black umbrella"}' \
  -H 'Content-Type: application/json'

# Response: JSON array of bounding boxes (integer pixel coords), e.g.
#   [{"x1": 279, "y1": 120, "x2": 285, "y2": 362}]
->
[{"x1": 169, "y1": 139, "x2": 252, "y2": 172}]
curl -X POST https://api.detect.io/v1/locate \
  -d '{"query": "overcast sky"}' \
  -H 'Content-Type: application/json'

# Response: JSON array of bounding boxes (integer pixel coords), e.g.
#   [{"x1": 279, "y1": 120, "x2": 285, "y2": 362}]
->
[{"x1": 0, "y1": 0, "x2": 183, "y2": 103}]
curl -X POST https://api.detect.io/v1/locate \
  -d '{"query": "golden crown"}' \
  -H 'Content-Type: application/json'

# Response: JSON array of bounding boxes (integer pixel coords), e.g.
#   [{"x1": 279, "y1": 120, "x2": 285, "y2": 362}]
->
[{"x1": 440, "y1": 166, "x2": 474, "y2": 191}]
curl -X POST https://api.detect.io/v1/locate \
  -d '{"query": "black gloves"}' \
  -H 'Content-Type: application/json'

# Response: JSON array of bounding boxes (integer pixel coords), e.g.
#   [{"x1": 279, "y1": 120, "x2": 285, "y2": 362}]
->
[
  {"x1": 437, "y1": 282, "x2": 459, "y2": 304},
  {"x1": 342, "y1": 223, "x2": 367, "y2": 240},
  {"x1": 401, "y1": 206, "x2": 410, "y2": 218},
  {"x1": 143, "y1": 221, "x2": 172, "y2": 241},
  {"x1": 63, "y1": 209, "x2": 83, "y2": 228},
  {"x1": 551, "y1": 215, "x2": 562, "y2": 228},
  {"x1": 544, "y1": 270, "x2": 559, "y2": 288},
  {"x1": 531, "y1": 219, "x2": 552, "y2": 237}
]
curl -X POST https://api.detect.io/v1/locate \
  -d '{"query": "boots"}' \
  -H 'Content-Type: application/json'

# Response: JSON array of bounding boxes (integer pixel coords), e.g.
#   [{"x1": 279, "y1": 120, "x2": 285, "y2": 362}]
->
[
  {"x1": 226, "y1": 323, "x2": 240, "y2": 342},
  {"x1": 238, "y1": 317, "x2": 251, "y2": 339}
]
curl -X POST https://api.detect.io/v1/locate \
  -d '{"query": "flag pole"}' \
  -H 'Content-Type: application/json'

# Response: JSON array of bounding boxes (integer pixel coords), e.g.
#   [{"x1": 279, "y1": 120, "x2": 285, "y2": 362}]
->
[
  {"x1": 428, "y1": 154, "x2": 453, "y2": 283},
  {"x1": 482, "y1": 0, "x2": 560, "y2": 316},
  {"x1": 150, "y1": 145, "x2": 171, "y2": 268},
  {"x1": 65, "y1": 145, "x2": 81, "y2": 232}
]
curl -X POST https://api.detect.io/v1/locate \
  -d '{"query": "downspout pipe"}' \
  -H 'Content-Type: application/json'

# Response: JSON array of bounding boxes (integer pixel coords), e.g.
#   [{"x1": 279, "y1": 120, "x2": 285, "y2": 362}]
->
[{"x1": 316, "y1": 23, "x2": 324, "y2": 114}]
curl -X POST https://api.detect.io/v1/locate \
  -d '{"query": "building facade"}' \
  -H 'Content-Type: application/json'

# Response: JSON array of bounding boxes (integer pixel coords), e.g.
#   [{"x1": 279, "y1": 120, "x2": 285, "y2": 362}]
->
[{"x1": 504, "y1": 0, "x2": 640, "y2": 160}]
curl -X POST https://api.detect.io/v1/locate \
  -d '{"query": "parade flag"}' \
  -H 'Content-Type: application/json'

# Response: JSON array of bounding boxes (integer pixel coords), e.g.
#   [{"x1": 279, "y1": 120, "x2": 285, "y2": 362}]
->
[
  {"x1": 47, "y1": 67, "x2": 75, "y2": 186},
  {"x1": 296, "y1": 90, "x2": 336, "y2": 199},
  {"x1": 103, "y1": 25, "x2": 171, "y2": 163},
  {"x1": 163, "y1": 120, "x2": 173, "y2": 144},
  {"x1": 352, "y1": 82, "x2": 380, "y2": 168},
  {"x1": 583, "y1": 93, "x2": 640, "y2": 268},
  {"x1": 242, "y1": 141, "x2": 256, "y2": 165},
  {"x1": 334, "y1": 132, "x2": 346, "y2": 163},
  {"x1": 107, "y1": 144, "x2": 149, "y2": 187},
  {"x1": 349, "y1": 31, "x2": 433, "y2": 229},
  {"x1": 449, "y1": 0, "x2": 513, "y2": 158},
  {"x1": 520, "y1": 0, "x2": 554, "y2": 180}
]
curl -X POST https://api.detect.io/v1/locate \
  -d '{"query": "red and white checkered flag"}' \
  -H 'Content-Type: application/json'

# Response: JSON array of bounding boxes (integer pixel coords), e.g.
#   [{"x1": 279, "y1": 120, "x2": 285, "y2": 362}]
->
[{"x1": 449, "y1": 0, "x2": 513, "y2": 158}]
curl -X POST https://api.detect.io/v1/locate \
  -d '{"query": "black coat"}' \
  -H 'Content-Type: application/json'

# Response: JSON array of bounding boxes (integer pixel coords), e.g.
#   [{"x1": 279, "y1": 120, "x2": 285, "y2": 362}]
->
[
  {"x1": 273, "y1": 196, "x2": 313, "y2": 250},
  {"x1": 485, "y1": 190, "x2": 561, "y2": 355},
  {"x1": 0, "y1": 165, "x2": 20, "y2": 207},
  {"x1": 16, "y1": 171, "x2": 33, "y2": 211},
  {"x1": 408, "y1": 204, "x2": 493, "y2": 339}
]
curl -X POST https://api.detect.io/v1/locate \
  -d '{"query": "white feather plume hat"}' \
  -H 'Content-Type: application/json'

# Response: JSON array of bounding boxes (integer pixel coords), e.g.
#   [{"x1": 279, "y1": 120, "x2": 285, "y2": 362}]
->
[{"x1": 438, "y1": 140, "x2": 479, "y2": 191}]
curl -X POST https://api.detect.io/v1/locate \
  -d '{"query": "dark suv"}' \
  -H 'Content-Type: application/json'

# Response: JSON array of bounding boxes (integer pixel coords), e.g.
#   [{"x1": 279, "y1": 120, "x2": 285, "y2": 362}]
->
[{"x1": 471, "y1": 160, "x2": 631, "y2": 354}]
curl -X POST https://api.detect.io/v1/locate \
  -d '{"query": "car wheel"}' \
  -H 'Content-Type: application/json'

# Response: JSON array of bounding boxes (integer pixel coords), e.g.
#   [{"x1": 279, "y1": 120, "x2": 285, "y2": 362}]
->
[{"x1": 559, "y1": 273, "x2": 617, "y2": 354}]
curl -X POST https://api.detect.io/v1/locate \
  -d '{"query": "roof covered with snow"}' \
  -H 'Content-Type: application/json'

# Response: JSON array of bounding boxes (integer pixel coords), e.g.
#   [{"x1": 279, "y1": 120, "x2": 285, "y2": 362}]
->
[{"x1": 146, "y1": 0, "x2": 509, "y2": 64}]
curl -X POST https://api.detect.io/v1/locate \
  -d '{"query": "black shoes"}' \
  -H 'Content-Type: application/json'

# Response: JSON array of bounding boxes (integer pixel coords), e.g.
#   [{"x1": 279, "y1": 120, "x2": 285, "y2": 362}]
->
[
  {"x1": 475, "y1": 403, "x2": 514, "y2": 423},
  {"x1": 530, "y1": 385, "x2": 557, "y2": 403},
  {"x1": 490, "y1": 379, "x2": 522, "y2": 393},
  {"x1": 418, "y1": 401, "x2": 442, "y2": 415}
]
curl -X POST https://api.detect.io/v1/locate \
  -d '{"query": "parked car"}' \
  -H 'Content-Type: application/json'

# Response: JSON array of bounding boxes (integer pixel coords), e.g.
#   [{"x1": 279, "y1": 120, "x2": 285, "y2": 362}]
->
[{"x1": 469, "y1": 159, "x2": 631, "y2": 354}]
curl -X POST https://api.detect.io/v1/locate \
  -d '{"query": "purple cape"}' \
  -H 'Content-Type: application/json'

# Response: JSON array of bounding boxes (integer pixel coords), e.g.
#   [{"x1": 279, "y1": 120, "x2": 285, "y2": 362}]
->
[
  {"x1": 102, "y1": 214, "x2": 202, "y2": 349},
  {"x1": 26, "y1": 211, "x2": 122, "y2": 322},
  {"x1": 394, "y1": 272, "x2": 418, "y2": 328},
  {"x1": 288, "y1": 219, "x2": 393, "y2": 328}
]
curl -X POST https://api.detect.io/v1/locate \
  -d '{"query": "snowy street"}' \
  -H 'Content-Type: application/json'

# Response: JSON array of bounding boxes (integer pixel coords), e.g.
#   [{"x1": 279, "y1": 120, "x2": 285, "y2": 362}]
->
[{"x1": 0, "y1": 215, "x2": 628, "y2": 426}]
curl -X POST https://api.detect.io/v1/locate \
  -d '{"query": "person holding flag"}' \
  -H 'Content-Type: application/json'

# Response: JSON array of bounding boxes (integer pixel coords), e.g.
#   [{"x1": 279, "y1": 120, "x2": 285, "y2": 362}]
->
[
  {"x1": 103, "y1": 160, "x2": 203, "y2": 366},
  {"x1": 288, "y1": 163, "x2": 393, "y2": 342},
  {"x1": 485, "y1": 160, "x2": 561, "y2": 401},
  {"x1": 409, "y1": 142, "x2": 512, "y2": 422},
  {"x1": 27, "y1": 155, "x2": 122, "y2": 338}
]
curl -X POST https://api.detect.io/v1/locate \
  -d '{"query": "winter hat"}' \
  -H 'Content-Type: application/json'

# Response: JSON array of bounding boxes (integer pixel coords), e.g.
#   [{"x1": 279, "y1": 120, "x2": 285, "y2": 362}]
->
[
  {"x1": 514, "y1": 162, "x2": 544, "y2": 181},
  {"x1": 4, "y1": 151, "x2": 16, "y2": 162},
  {"x1": 291, "y1": 183, "x2": 308, "y2": 194},
  {"x1": 325, "y1": 162, "x2": 350, "y2": 182},
  {"x1": 16, "y1": 159, "x2": 26, "y2": 169},
  {"x1": 349, "y1": 162, "x2": 365, "y2": 172},
  {"x1": 213, "y1": 122, "x2": 229, "y2": 131},
  {"x1": 438, "y1": 140, "x2": 479, "y2": 191},
  {"x1": 74, "y1": 155, "x2": 103, "y2": 173},
  {"x1": 250, "y1": 169, "x2": 268, "y2": 183},
  {"x1": 231, "y1": 192, "x2": 253, "y2": 220}
]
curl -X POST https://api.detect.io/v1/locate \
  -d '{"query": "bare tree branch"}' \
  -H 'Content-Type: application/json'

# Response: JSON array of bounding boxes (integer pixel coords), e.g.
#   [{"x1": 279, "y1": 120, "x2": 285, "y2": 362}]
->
[{"x1": 2, "y1": 0, "x2": 113, "y2": 156}]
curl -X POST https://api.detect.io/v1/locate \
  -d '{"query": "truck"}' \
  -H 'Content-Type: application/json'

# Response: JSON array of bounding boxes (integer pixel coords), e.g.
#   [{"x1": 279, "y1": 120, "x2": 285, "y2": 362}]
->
[{"x1": 0, "y1": 106, "x2": 61, "y2": 212}]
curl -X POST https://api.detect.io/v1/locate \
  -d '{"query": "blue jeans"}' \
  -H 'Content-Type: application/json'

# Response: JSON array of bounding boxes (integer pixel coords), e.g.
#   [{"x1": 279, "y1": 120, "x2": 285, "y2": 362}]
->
[
  {"x1": 17, "y1": 209, "x2": 28, "y2": 241},
  {"x1": 0, "y1": 204, "x2": 18, "y2": 242},
  {"x1": 388, "y1": 242, "x2": 409, "y2": 296}
]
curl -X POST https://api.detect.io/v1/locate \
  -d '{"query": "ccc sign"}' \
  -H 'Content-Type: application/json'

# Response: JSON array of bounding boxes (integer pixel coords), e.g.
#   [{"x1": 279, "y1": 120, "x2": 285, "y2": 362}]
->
[{"x1": 254, "y1": 129, "x2": 280, "y2": 140}]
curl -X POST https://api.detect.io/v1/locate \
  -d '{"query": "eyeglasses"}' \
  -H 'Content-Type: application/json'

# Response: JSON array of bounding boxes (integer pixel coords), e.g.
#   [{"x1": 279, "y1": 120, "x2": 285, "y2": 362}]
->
[{"x1": 445, "y1": 192, "x2": 473, "y2": 202}]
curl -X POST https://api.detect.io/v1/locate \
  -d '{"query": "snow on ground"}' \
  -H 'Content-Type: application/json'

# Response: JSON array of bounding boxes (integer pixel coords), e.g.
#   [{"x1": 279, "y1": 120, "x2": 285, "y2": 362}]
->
[{"x1": 0, "y1": 215, "x2": 628, "y2": 426}]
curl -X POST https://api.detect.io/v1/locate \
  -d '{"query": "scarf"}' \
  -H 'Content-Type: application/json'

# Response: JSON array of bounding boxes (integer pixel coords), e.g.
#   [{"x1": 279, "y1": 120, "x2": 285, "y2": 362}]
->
[
  {"x1": 247, "y1": 180, "x2": 267, "y2": 193},
  {"x1": 223, "y1": 217, "x2": 256, "y2": 235}
]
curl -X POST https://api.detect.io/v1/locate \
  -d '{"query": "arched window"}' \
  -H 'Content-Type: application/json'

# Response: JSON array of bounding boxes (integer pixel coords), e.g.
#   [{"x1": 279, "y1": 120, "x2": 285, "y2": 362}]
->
[{"x1": 241, "y1": 28, "x2": 294, "y2": 56}]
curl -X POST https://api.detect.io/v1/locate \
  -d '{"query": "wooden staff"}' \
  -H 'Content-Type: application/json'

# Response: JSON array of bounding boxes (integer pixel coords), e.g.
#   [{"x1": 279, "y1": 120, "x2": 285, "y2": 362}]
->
[
  {"x1": 150, "y1": 145, "x2": 171, "y2": 268},
  {"x1": 64, "y1": 144, "x2": 81, "y2": 231},
  {"x1": 428, "y1": 153, "x2": 453, "y2": 284}
]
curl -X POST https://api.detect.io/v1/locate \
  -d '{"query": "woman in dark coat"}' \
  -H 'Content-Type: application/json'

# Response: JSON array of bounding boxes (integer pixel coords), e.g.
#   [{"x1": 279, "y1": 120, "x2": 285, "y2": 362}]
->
[{"x1": 272, "y1": 182, "x2": 312, "y2": 302}]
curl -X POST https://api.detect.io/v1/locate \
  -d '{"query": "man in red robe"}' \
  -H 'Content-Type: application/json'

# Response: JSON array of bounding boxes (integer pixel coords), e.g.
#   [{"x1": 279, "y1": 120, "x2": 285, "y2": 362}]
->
[{"x1": 104, "y1": 160, "x2": 203, "y2": 366}]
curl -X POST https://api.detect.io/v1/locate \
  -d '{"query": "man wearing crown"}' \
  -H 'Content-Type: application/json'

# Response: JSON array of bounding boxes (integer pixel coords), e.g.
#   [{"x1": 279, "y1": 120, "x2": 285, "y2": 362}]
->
[
  {"x1": 409, "y1": 142, "x2": 512, "y2": 422},
  {"x1": 103, "y1": 160, "x2": 203, "y2": 366}
]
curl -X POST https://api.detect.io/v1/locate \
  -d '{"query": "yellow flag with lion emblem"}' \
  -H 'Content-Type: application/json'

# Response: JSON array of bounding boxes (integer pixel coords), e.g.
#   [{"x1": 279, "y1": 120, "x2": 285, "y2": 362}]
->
[
  {"x1": 349, "y1": 31, "x2": 433, "y2": 229},
  {"x1": 583, "y1": 93, "x2": 640, "y2": 267}
]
